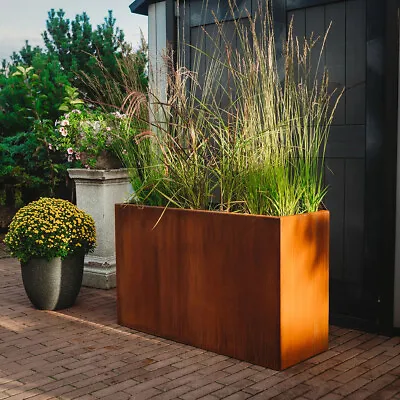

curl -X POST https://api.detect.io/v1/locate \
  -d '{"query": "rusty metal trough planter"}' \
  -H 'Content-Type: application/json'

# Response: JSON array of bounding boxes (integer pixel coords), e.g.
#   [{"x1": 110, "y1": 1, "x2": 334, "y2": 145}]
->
[{"x1": 115, "y1": 204, "x2": 329, "y2": 370}]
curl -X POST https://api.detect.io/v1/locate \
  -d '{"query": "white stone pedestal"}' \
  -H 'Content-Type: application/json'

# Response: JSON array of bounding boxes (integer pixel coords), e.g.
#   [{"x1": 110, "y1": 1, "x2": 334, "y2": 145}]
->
[{"x1": 68, "y1": 169, "x2": 132, "y2": 289}]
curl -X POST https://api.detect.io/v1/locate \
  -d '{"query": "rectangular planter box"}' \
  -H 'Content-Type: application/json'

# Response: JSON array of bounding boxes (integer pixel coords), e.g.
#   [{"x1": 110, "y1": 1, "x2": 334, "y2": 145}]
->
[{"x1": 115, "y1": 204, "x2": 329, "y2": 370}]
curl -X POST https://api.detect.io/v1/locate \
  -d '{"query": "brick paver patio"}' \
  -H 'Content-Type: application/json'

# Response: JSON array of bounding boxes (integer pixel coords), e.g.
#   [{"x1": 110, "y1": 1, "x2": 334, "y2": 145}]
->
[{"x1": 1, "y1": 258, "x2": 400, "y2": 399}]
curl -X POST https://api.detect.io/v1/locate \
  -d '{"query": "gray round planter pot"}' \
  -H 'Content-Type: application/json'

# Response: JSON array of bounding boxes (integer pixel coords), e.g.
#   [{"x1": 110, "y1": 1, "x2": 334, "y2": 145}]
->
[{"x1": 21, "y1": 253, "x2": 84, "y2": 310}]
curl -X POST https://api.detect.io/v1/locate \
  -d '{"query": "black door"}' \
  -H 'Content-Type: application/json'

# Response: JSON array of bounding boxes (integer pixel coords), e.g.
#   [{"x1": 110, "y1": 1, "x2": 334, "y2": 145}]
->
[{"x1": 178, "y1": 0, "x2": 398, "y2": 330}]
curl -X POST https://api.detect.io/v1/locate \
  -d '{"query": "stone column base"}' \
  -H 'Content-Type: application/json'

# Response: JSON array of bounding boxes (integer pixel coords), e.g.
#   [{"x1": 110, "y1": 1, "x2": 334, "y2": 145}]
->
[
  {"x1": 68, "y1": 168, "x2": 132, "y2": 290},
  {"x1": 83, "y1": 255, "x2": 116, "y2": 290}
]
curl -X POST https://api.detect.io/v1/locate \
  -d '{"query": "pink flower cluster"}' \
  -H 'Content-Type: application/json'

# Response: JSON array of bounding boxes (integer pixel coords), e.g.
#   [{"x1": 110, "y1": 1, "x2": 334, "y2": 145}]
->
[
  {"x1": 66, "y1": 149, "x2": 81, "y2": 163},
  {"x1": 59, "y1": 127, "x2": 68, "y2": 137}
]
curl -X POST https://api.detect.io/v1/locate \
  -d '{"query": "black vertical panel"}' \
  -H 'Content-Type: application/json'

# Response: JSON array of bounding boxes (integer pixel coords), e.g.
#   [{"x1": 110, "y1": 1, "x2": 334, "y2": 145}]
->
[
  {"x1": 346, "y1": 0, "x2": 366, "y2": 126},
  {"x1": 252, "y1": 0, "x2": 267, "y2": 51},
  {"x1": 220, "y1": 19, "x2": 242, "y2": 110},
  {"x1": 252, "y1": 0, "x2": 286, "y2": 66},
  {"x1": 381, "y1": 0, "x2": 399, "y2": 333},
  {"x1": 364, "y1": 0, "x2": 385, "y2": 326},
  {"x1": 325, "y1": 126, "x2": 365, "y2": 159},
  {"x1": 179, "y1": 0, "x2": 192, "y2": 70},
  {"x1": 289, "y1": 9, "x2": 305, "y2": 42},
  {"x1": 325, "y1": 2, "x2": 346, "y2": 125},
  {"x1": 235, "y1": 17, "x2": 252, "y2": 52},
  {"x1": 324, "y1": 158, "x2": 345, "y2": 282},
  {"x1": 272, "y1": 0, "x2": 287, "y2": 75},
  {"x1": 305, "y1": 6, "x2": 326, "y2": 86},
  {"x1": 204, "y1": 24, "x2": 221, "y2": 103},
  {"x1": 190, "y1": 26, "x2": 206, "y2": 100},
  {"x1": 344, "y1": 159, "x2": 365, "y2": 287},
  {"x1": 251, "y1": 0, "x2": 263, "y2": 22},
  {"x1": 166, "y1": 0, "x2": 176, "y2": 50},
  {"x1": 289, "y1": 8, "x2": 305, "y2": 74}
]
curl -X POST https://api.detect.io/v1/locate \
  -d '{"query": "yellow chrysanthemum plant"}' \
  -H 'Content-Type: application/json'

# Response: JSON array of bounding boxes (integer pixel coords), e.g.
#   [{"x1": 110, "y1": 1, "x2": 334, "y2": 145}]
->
[{"x1": 5, "y1": 198, "x2": 96, "y2": 263}]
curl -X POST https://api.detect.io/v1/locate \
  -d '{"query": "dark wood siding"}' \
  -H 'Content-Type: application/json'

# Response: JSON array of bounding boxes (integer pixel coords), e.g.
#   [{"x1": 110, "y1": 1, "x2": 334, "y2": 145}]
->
[
  {"x1": 178, "y1": 0, "x2": 398, "y2": 330},
  {"x1": 289, "y1": 0, "x2": 370, "y2": 323}
]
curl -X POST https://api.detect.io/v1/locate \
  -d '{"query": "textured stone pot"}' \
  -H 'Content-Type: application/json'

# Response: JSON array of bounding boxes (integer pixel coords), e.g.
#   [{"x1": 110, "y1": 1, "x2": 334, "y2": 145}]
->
[{"x1": 21, "y1": 253, "x2": 84, "y2": 310}]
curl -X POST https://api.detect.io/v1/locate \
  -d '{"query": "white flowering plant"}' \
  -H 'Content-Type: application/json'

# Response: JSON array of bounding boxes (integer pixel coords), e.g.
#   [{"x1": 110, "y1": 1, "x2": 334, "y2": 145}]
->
[{"x1": 47, "y1": 109, "x2": 129, "y2": 168}]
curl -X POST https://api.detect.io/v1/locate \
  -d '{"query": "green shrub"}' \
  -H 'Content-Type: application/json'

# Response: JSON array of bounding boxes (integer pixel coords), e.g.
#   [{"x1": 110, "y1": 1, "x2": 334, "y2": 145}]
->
[{"x1": 0, "y1": 8, "x2": 148, "y2": 205}]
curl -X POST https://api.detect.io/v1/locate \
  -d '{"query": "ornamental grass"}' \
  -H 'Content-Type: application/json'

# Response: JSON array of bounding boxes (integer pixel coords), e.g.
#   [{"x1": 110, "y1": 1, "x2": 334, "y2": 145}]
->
[
  {"x1": 117, "y1": 1, "x2": 343, "y2": 216},
  {"x1": 5, "y1": 197, "x2": 96, "y2": 262}
]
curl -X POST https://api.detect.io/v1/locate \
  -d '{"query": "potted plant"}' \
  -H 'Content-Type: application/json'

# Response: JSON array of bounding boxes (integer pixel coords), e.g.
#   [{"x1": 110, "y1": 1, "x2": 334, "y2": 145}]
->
[
  {"x1": 49, "y1": 108, "x2": 126, "y2": 170},
  {"x1": 4, "y1": 197, "x2": 96, "y2": 310},
  {"x1": 47, "y1": 107, "x2": 134, "y2": 289},
  {"x1": 115, "y1": 8, "x2": 340, "y2": 370}
]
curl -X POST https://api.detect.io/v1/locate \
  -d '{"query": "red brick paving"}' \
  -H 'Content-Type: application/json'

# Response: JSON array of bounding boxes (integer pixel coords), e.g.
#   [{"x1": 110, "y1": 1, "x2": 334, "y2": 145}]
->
[{"x1": 1, "y1": 258, "x2": 400, "y2": 399}]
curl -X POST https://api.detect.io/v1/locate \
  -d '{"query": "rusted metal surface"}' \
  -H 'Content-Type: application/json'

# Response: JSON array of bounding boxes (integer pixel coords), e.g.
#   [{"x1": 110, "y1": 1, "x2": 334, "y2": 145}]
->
[
  {"x1": 115, "y1": 205, "x2": 329, "y2": 370},
  {"x1": 280, "y1": 212, "x2": 330, "y2": 369}
]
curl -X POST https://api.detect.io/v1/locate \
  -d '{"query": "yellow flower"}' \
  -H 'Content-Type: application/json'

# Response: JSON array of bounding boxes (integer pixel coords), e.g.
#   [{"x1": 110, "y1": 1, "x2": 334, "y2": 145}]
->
[{"x1": 5, "y1": 197, "x2": 96, "y2": 262}]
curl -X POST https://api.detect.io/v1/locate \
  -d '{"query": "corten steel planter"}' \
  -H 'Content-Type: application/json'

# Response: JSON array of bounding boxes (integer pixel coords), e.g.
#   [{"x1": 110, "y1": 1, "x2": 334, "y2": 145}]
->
[{"x1": 115, "y1": 204, "x2": 329, "y2": 370}]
